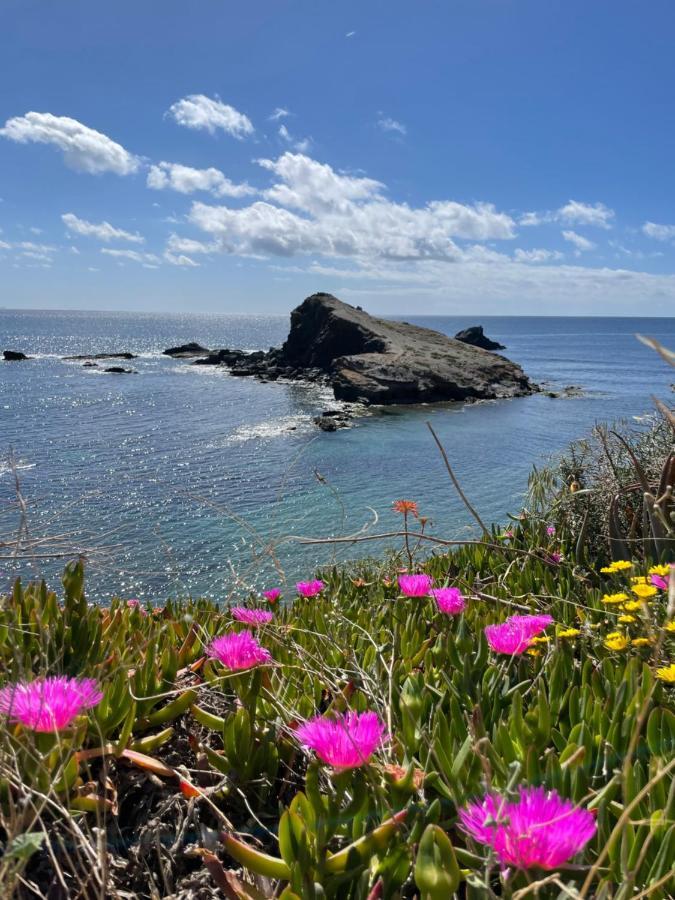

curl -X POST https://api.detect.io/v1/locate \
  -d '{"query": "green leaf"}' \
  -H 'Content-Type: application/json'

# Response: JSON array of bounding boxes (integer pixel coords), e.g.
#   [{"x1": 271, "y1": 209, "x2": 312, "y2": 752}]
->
[{"x1": 414, "y1": 825, "x2": 461, "y2": 898}]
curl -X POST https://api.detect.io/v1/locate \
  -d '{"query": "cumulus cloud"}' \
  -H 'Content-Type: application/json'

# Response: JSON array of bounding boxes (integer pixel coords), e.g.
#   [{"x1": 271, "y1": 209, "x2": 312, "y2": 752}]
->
[
  {"x1": 147, "y1": 161, "x2": 255, "y2": 198},
  {"x1": 377, "y1": 115, "x2": 407, "y2": 136},
  {"x1": 166, "y1": 233, "x2": 217, "y2": 254},
  {"x1": 101, "y1": 248, "x2": 160, "y2": 264},
  {"x1": 562, "y1": 230, "x2": 596, "y2": 253},
  {"x1": 557, "y1": 200, "x2": 614, "y2": 229},
  {"x1": 166, "y1": 95, "x2": 253, "y2": 138},
  {"x1": 519, "y1": 212, "x2": 543, "y2": 227},
  {"x1": 188, "y1": 152, "x2": 517, "y2": 262},
  {"x1": 62, "y1": 212, "x2": 144, "y2": 243},
  {"x1": 642, "y1": 221, "x2": 675, "y2": 241},
  {"x1": 0, "y1": 112, "x2": 139, "y2": 175},
  {"x1": 514, "y1": 248, "x2": 563, "y2": 263}
]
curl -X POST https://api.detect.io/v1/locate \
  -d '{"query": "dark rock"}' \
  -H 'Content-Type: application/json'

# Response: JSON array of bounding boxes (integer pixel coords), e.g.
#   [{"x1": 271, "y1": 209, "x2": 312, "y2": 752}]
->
[
  {"x1": 163, "y1": 342, "x2": 210, "y2": 358},
  {"x1": 3, "y1": 350, "x2": 29, "y2": 361},
  {"x1": 104, "y1": 366, "x2": 136, "y2": 374},
  {"x1": 82, "y1": 362, "x2": 99, "y2": 368},
  {"x1": 315, "y1": 416, "x2": 338, "y2": 432},
  {"x1": 454, "y1": 326, "x2": 505, "y2": 351},
  {"x1": 64, "y1": 352, "x2": 136, "y2": 361}
]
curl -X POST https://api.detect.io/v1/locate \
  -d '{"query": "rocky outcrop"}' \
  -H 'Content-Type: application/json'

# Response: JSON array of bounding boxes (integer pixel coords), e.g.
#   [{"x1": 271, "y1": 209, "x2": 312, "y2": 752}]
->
[
  {"x1": 185, "y1": 293, "x2": 536, "y2": 407},
  {"x1": 163, "y1": 342, "x2": 210, "y2": 358},
  {"x1": 104, "y1": 366, "x2": 136, "y2": 374},
  {"x1": 454, "y1": 326, "x2": 505, "y2": 351},
  {"x1": 3, "y1": 350, "x2": 29, "y2": 361},
  {"x1": 64, "y1": 352, "x2": 137, "y2": 361}
]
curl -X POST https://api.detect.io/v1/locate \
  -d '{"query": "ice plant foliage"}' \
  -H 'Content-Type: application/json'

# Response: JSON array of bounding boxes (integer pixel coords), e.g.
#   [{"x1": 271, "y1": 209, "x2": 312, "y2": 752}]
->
[
  {"x1": 430, "y1": 587, "x2": 466, "y2": 615},
  {"x1": 459, "y1": 786, "x2": 596, "y2": 870},
  {"x1": 484, "y1": 614, "x2": 554, "y2": 655},
  {"x1": 295, "y1": 710, "x2": 387, "y2": 769},
  {"x1": 398, "y1": 574, "x2": 433, "y2": 597},
  {"x1": 262, "y1": 588, "x2": 282, "y2": 603},
  {"x1": 296, "y1": 579, "x2": 325, "y2": 598},
  {"x1": 0, "y1": 676, "x2": 103, "y2": 732},
  {"x1": 231, "y1": 607, "x2": 274, "y2": 626},
  {"x1": 208, "y1": 630, "x2": 271, "y2": 670}
]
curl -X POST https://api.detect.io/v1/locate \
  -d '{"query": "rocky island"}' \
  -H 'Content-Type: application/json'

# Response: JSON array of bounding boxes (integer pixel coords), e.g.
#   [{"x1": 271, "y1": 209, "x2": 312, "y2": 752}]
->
[{"x1": 185, "y1": 293, "x2": 536, "y2": 406}]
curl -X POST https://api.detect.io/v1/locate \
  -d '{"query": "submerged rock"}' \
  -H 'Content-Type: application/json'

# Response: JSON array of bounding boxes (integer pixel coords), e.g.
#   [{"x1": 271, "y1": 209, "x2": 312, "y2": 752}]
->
[
  {"x1": 163, "y1": 342, "x2": 210, "y2": 357},
  {"x1": 104, "y1": 366, "x2": 136, "y2": 374},
  {"x1": 64, "y1": 352, "x2": 137, "y2": 361},
  {"x1": 454, "y1": 326, "x2": 505, "y2": 351},
  {"x1": 3, "y1": 350, "x2": 30, "y2": 360}
]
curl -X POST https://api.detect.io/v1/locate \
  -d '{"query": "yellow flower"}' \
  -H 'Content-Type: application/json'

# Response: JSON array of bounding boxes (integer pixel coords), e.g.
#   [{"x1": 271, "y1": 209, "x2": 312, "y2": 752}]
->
[
  {"x1": 632, "y1": 584, "x2": 658, "y2": 599},
  {"x1": 557, "y1": 628, "x2": 581, "y2": 638},
  {"x1": 609, "y1": 560, "x2": 633, "y2": 571},
  {"x1": 631, "y1": 637, "x2": 652, "y2": 647},
  {"x1": 622, "y1": 600, "x2": 643, "y2": 612},
  {"x1": 530, "y1": 635, "x2": 551, "y2": 644},
  {"x1": 527, "y1": 648, "x2": 541, "y2": 657},
  {"x1": 618, "y1": 614, "x2": 636, "y2": 624},
  {"x1": 656, "y1": 664, "x2": 675, "y2": 683},
  {"x1": 665, "y1": 622, "x2": 675, "y2": 633},
  {"x1": 649, "y1": 565, "x2": 671, "y2": 577},
  {"x1": 604, "y1": 632, "x2": 628, "y2": 651},
  {"x1": 602, "y1": 592, "x2": 629, "y2": 604},
  {"x1": 600, "y1": 566, "x2": 615, "y2": 574},
  {"x1": 631, "y1": 576, "x2": 648, "y2": 584}
]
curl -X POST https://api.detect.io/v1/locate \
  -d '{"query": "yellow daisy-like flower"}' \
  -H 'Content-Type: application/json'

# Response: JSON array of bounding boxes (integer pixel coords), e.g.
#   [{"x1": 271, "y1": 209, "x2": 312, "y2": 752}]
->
[
  {"x1": 649, "y1": 564, "x2": 671, "y2": 577},
  {"x1": 600, "y1": 565, "x2": 615, "y2": 574},
  {"x1": 622, "y1": 600, "x2": 643, "y2": 612},
  {"x1": 526, "y1": 647, "x2": 541, "y2": 657},
  {"x1": 610, "y1": 560, "x2": 633, "y2": 571},
  {"x1": 530, "y1": 635, "x2": 551, "y2": 644},
  {"x1": 632, "y1": 584, "x2": 658, "y2": 599},
  {"x1": 602, "y1": 592, "x2": 629, "y2": 604},
  {"x1": 631, "y1": 576, "x2": 648, "y2": 584},
  {"x1": 618, "y1": 614, "x2": 636, "y2": 624},
  {"x1": 656, "y1": 664, "x2": 675, "y2": 683},
  {"x1": 665, "y1": 622, "x2": 675, "y2": 633},
  {"x1": 631, "y1": 637, "x2": 652, "y2": 647},
  {"x1": 604, "y1": 632, "x2": 629, "y2": 651},
  {"x1": 557, "y1": 628, "x2": 581, "y2": 638}
]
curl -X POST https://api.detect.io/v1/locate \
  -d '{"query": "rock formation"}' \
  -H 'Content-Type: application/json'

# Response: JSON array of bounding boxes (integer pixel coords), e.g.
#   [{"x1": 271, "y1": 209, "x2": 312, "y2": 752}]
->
[
  {"x1": 3, "y1": 350, "x2": 29, "y2": 360},
  {"x1": 163, "y1": 342, "x2": 210, "y2": 358},
  {"x1": 454, "y1": 326, "x2": 505, "y2": 351}
]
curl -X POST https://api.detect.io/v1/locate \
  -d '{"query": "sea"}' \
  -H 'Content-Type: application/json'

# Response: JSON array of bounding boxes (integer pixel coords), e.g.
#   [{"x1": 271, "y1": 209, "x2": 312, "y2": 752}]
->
[{"x1": 1, "y1": 310, "x2": 674, "y2": 602}]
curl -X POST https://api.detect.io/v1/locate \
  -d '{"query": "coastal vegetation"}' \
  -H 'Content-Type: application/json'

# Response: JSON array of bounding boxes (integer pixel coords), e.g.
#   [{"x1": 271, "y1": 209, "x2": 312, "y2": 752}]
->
[{"x1": 1, "y1": 406, "x2": 674, "y2": 899}]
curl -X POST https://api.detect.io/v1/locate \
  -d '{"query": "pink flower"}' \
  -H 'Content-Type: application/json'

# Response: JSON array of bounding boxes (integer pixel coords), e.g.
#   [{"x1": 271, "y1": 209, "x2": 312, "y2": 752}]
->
[
  {"x1": 546, "y1": 525, "x2": 556, "y2": 536},
  {"x1": 430, "y1": 587, "x2": 466, "y2": 615},
  {"x1": 208, "y1": 631, "x2": 272, "y2": 671},
  {"x1": 263, "y1": 588, "x2": 282, "y2": 603},
  {"x1": 459, "y1": 785, "x2": 596, "y2": 870},
  {"x1": 296, "y1": 580, "x2": 325, "y2": 598},
  {"x1": 547, "y1": 552, "x2": 562, "y2": 565},
  {"x1": 231, "y1": 607, "x2": 274, "y2": 626},
  {"x1": 398, "y1": 574, "x2": 433, "y2": 597},
  {"x1": 126, "y1": 598, "x2": 140, "y2": 609},
  {"x1": 484, "y1": 614, "x2": 554, "y2": 655},
  {"x1": 0, "y1": 676, "x2": 103, "y2": 732},
  {"x1": 295, "y1": 710, "x2": 387, "y2": 769},
  {"x1": 651, "y1": 574, "x2": 669, "y2": 591}
]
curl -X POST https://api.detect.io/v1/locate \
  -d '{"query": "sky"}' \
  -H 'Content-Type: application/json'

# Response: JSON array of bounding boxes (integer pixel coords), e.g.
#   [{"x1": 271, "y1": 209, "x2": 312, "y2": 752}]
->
[{"x1": 2, "y1": 0, "x2": 675, "y2": 316}]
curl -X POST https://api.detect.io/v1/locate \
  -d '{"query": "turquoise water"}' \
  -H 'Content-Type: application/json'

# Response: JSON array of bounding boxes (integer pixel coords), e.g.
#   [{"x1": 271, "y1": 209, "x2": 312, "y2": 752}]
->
[{"x1": 1, "y1": 310, "x2": 674, "y2": 600}]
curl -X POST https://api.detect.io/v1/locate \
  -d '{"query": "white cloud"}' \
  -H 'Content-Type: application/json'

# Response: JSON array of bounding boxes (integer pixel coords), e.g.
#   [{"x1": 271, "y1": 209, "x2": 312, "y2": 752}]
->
[
  {"x1": 377, "y1": 115, "x2": 407, "y2": 136},
  {"x1": 167, "y1": 95, "x2": 253, "y2": 139},
  {"x1": 562, "y1": 230, "x2": 596, "y2": 253},
  {"x1": 62, "y1": 212, "x2": 144, "y2": 243},
  {"x1": 29, "y1": 227, "x2": 42, "y2": 235},
  {"x1": 166, "y1": 233, "x2": 217, "y2": 254},
  {"x1": 0, "y1": 112, "x2": 139, "y2": 175},
  {"x1": 101, "y1": 248, "x2": 160, "y2": 264},
  {"x1": 70, "y1": 245, "x2": 80, "y2": 254},
  {"x1": 164, "y1": 251, "x2": 199, "y2": 267},
  {"x1": 269, "y1": 107, "x2": 290, "y2": 121},
  {"x1": 17, "y1": 241, "x2": 57, "y2": 254},
  {"x1": 278, "y1": 124, "x2": 312, "y2": 153},
  {"x1": 147, "y1": 161, "x2": 255, "y2": 198},
  {"x1": 189, "y1": 152, "x2": 516, "y2": 261},
  {"x1": 346, "y1": 31, "x2": 356, "y2": 38},
  {"x1": 514, "y1": 248, "x2": 563, "y2": 263},
  {"x1": 0, "y1": 240, "x2": 10, "y2": 250},
  {"x1": 642, "y1": 221, "x2": 675, "y2": 241},
  {"x1": 519, "y1": 211, "x2": 543, "y2": 227},
  {"x1": 557, "y1": 200, "x2": 614, "y2": 229}
]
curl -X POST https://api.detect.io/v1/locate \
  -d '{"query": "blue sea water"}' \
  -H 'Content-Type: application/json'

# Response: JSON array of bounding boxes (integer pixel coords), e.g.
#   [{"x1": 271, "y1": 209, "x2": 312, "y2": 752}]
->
[{"x1": 1, "y1": 309, "x2": 674, "y2": 601}]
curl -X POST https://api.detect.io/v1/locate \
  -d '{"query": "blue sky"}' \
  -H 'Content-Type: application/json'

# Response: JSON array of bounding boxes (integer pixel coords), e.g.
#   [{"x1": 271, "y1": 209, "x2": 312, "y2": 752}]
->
[{"x1": 2, "y1": 0, "x2": 675, "y2": 315}]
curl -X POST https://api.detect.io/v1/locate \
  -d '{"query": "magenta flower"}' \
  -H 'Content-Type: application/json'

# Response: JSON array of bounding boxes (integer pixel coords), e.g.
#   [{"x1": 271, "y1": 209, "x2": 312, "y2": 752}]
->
[
  {"x1": 651, "y1": 574, "x2": 669, "y2": 591},
  {"x1": 296, "y1": 580, "x2": 325, "y2": 598},
  {"x1": 546, "y1": 525, "x2": 556, "y2": 536},
  {"x1": 263, "y1": 588, "x2": 282, "y2": 603},
  {"x1": 484, "y1": 614, "x2": 554, "y2": 655},
  {"x1": 126, "y1": 598, "x2": 140, "y2": 609},
  {"x1": 0, "y1": 676, "x2": 103, "y2": 732},
  {"x1": 430, "y1": 587, "x2": 466, "y2": 615},
  {"x1": 547, "y1": 552, "x2": 562, "y2": 565},
  {"x1": 231, "y1": 607, "x2": 274, "y2": 626},
  {"x1": 295, "y1": 710, "x2": 387, "y2": 769},
  {"x1": 398, "y1": 574, "x2": 433, "y2": 597},
  {"x1": 208, "y1": 631, "x2": 272, "y2": 671},
  {"x1": 459, "y1": 785, "x2": 596, "y2": 870}
]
